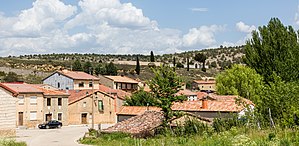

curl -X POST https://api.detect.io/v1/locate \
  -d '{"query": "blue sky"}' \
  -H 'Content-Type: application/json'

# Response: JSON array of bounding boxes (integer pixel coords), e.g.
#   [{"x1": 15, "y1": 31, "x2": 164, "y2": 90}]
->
[{"x1": 0, "y1": 0, "x2": 298, "y2": 56}]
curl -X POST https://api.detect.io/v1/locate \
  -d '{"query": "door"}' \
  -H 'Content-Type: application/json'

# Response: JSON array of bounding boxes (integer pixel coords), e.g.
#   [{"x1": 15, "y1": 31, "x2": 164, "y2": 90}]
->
[
  {"x1": 81, "y1": 113, "x2": 87, "y2": 124},
  {"x1": 45, "y1": 114, "x2": 52, "y2": 122},
  {"x1": 18, "y1": 112, "x2": 23, "y2": 126}
]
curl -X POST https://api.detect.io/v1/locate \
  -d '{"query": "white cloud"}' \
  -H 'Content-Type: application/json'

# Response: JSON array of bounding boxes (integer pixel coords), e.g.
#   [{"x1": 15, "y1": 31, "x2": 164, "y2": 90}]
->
[
  {"x1": 0, "y1": 0, "x2": 227, "y2": 56},
  {"x1": 236, "y1": 21, "x2": 256, "y2": 33},
  {"x1": 182, "y1": 25, "x2": 225, "y2": 47},
  {"x1": 190, "y1": 8, "x2": 208, "y2": 12}
]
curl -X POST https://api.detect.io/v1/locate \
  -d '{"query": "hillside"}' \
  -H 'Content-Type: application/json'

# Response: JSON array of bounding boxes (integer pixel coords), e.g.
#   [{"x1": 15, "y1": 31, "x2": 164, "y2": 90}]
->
[{"x1": 0, "y1": 45, "x2": 245, "y2": 84}]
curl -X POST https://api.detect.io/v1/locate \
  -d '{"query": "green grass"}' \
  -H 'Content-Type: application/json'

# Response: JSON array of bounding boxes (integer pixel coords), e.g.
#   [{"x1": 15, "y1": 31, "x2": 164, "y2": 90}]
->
[
  {"x1": 80, "y1": 127, "x2": 299, "y2": 146},
  {"x1": 0, "y1": 139, "x2": 27, "y2": 146}
]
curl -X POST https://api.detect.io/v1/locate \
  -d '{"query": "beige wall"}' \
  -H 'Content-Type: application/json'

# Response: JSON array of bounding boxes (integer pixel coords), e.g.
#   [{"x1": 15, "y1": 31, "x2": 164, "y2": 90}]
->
[
  {"x1": 43, "y1": 96, "x2": 68, "y2": 126},
  {"x1": 68, "y1": 91, "x2": 116, "y2": 125},
  {"x1": 16, "y1": 93, "x2": 44, "y2": 128},
  {"x1": 0, "y1": 88, "x2": 16, "y2": 137},
  {"x1": 198, "y1": 83, "x2": 216, "y2": 91},
  {"x1": 73, "y1": 80, "x2": 100, "y2": 90}
]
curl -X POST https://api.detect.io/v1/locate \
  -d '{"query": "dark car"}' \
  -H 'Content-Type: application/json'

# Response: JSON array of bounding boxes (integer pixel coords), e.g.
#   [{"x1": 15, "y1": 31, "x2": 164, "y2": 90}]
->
[{"x1": 38, "y1": 120, "x2": 62, "y2": 129}]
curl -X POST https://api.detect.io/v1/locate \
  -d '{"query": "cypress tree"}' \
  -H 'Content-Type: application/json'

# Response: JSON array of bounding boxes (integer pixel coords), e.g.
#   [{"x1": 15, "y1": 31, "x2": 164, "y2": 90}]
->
[
  {"x1": 135, "y1": 56, "x2": 140, "y2": 75},
  {"x1": 150, "y1": 51, "x2": 155, "y2": 62}
]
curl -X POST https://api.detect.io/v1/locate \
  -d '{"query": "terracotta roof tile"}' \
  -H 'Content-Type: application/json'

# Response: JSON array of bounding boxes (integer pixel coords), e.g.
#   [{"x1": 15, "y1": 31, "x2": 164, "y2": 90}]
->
[
  {"x1": 175, "y1": 89, "x2": 197, "y2": 96},
  {"x1": 57, "y1": 70, "x2": 99, "y2": 80},
  {"x1": 99, "y1": 84, "x2": 131, "y2": 100},
  {"x1": 103, "y1": 111, "x2": 164, "y2": 137},
  {"x1": 194, "y1": 80, "x2": 216, "y2": 84},
  {"x1": 67, "y1": 89, "x2": 115, "y2": 105},
  {"x1": 117, "y1": 106, "x2": 162, "y2": 115},
  {"x1": 105, "y1": 76, "x2": 139, "y2": 84},
  {"x1": 1, "y1": 83, "x2": 43, "y2": 93}
]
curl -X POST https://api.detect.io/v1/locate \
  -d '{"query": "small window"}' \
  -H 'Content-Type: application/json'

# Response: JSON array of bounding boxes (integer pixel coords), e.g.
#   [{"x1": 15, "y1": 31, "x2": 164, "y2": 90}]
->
[
  {"x1": 98, "y1": 100, "x2": 104, "y2": 111},
  {"x1": 58, "y1": 113, "x2": 62, "y2": 121},
  {"x1": 79, "y1": 82, "x2": 84, "y2": 87},
  {"x1": 30, "y1": 96, "x2": 37, "y2": 105},
  {"x1": 83, "y1": 102, "x2": 86, "y2": 107},
  {"x1": 58, "y1": 98, "x2": 62, "y2": 106},
  {"x1": 89, "y1": 81, "x2": 93, "y2": 87},
  {"x1": 122, "y1": 83, "x2": 126, "y2": 89},
  {"x1": 30, "y1": 111, "x2": 37, "y2": 120},
  {"x1": 127, "y1": 84, "x2": 131, "y2": 89},
  {"x1": 18, "y1": 96, "x2": 24, "y2": 105},
  {"x1": 58, "y1": 82, "x2": 60, "y2": 88},
  {"x1": 47, "y1": 98, "x2": 51, "y2": 106}
]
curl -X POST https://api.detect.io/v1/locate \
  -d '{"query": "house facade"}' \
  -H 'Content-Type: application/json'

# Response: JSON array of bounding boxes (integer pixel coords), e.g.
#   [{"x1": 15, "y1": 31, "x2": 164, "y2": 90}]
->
[
  {"x1": 0, "y1": 84, "x2": 17, "y2": 137},
  {"x1": 68, "y1": 89, "x2": 117, "y2": 125},
  {"x1": 43, "y1": 70, "x2": 100, "y2": 90},
  {"x1": 99, "y1": 75, "x2": 139, "y2": 93},
  {"x1": 0, "y1": 83, "x2": 69, "y2": 128},
  {"x1": 192, "y1": 78, "x2": 216, "y2": 92},
  {"x1": 175, "y1": 89, "x2": 198, "y2": 101}
]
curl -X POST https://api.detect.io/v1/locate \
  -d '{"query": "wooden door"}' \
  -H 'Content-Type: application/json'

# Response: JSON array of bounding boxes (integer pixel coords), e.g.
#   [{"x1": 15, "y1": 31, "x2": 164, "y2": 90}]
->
[
  {"x1": 45, "y1": 114, "x2": 52, "y2": 122},
  {"x1": 18, "y1": 112, "x2": 23, "y2": 126},
  {"x1": 81, "y1": 113, "x2": 87, "y2": 124}
]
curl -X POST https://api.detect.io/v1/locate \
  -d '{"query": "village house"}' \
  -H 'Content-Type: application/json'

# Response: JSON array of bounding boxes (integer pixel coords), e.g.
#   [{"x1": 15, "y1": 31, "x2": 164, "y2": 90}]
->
[
  {"x1": 117, "y1": 95, "x2": 253, "y2": 121},
  {"x1": 192, "y1": 77, "x2": 216, "y2": 92},
  {"x1": 67, "y1": 89, "x2": 118, "y2": 125},
  {"x1": 98, "y1": 75, "x2": 139, "y2": 93},
  {"x1": 0, "y1": 84, "x2": 17, "y2": 137},
  {"x1": 175, "y1": 89, "x2": 198, "y2": 101},
  {"x1": 0, "y1": 83, "x2": 69, "y2": 128},
  {"x1": 43, "y1": 69, "x2": 100, "y2": 90}
]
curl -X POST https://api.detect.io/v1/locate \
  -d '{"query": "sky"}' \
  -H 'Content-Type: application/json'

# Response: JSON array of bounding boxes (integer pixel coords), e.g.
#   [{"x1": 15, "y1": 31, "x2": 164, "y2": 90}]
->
[{"x1": 0, "y1": 0, "x2": 298, "y2": 56}]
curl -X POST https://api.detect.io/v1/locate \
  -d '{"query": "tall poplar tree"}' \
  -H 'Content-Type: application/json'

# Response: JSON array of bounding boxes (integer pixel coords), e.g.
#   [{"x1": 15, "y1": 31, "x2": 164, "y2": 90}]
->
[{"x1": 135, "y1": 56, "x2": 140, "y2": 75}]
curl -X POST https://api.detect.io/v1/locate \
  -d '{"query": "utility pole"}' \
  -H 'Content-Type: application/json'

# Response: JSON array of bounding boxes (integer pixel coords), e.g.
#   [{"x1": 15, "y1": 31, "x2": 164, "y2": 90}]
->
[{"x1": 90, "y1": 67, "x2": 95, "y2": 129}]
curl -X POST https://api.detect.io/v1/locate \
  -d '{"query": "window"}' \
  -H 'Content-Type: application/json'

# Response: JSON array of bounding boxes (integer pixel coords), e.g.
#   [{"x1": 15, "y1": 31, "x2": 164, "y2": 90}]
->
[
  {"x1": 209, "y1": 86, "x2": 212, "y2": 88},
  {"x1": 30, "y1": 111, "x2": 37, "y2": 120},
  {"x1": 98, "y1": 100, "x2": 104, "y2": 111},
  {"x1": 83, "y1": 102, "x2": 86, "y2": 107},
  {"x1": 18, "y1": 96, "x2": 24, "y2": 105},
  {"x1": 30, "y1": 96, "x2": 37, "y2": 105},
  {"x1": 47, "y1": 98, "x2": 51, "y2": 106},
  {"x1": 89, "y1": 81, "x2": 93, "y2": 87},
  {"x1": 58, "y1": 113, "x2": 62, "y2": 121},
  {"x1": 58, "y1": 98, "x2": 62, "y2": 106},
  {"x1": 79, "y1": 82, "x2": 84, "y2": 87},
  {"x1": 122, "y1": 83, "x2": 126, "y2": 89},
  {"x1": 57, "y1": 82, "x2": 60, "y2": 88},
  {"x1": 127, "y1": 84, "x2": 131, "y2": 89}
]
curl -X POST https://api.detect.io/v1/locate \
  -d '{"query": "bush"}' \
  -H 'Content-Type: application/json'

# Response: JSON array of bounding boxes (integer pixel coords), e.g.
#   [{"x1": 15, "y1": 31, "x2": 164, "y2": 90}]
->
[{"x1": 0, "y1": 139, "x2": 27, "y2": 146}]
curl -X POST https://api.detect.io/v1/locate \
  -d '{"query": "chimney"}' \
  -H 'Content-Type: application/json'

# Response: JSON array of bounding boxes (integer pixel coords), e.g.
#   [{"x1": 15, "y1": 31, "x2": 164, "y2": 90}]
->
[{"x1": 202, "y1": 99, "x2": 208, "y2": 109}]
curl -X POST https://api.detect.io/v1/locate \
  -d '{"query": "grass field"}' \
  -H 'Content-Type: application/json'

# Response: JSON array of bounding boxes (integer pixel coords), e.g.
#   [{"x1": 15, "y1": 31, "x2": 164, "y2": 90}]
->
[{"x1": 80, "y1": 127, "x2": 299, "y2": 146}]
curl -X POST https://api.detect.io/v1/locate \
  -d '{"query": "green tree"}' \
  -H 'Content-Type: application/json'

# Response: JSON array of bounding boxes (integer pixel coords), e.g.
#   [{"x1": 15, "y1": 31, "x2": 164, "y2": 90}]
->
[
  {"x1": 135, "y1": 56, "x2": 140, "y2": 75},
  {"x1": 3, "y1": 72, "x2": 20, "y2": 82},
  {"x1": 83, "y1": 61, "x2": 93, "y2": 74},
  {"x1": 95, "y1": 63, "x2": 106, "y2": 75},
  {"x1": 173, "y1": 57, "x2": 176, "y2": 71},
  {"x1": 124, "y1": 88, "x2": 156, "y2": 106},
  {"x1": 176, "y1": 62, "x2": 184, "y2": 68},
  {"x1": 255, "y1": 78, "x2": 299, "y2": 127},
  {"x1": 148, "y1": 65, "x2": 186, "y2": 125},
  {"x1": 187, "y1": 57, "x2": 190, "y2": 71},
  {"x1": 194, "y1": 53, "x2": 207, "y2": 72},
  {"x1": 105, "y1": 62, "x2": 117, "y2": 75},
  {"x1": 216, "y1": 64, "x2": 263, "y2": 101},
  {"x1": 72, "y1": 59, "x2": 83, "y2": 71},
  {"x1": 150, "y1": 51, "x2": 155, "y2": 62},
  {"x1": 245, "y1": 18, "x2": 299, "y2": 83}
]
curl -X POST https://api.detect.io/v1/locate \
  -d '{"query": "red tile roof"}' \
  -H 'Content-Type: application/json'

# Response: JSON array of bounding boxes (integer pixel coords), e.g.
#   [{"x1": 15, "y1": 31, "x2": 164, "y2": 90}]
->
[
  {"x1": 67, "y1": 89, "x2": 115, "y2": 105},
  {"x1": 117, "y1": 106, "x2": 162, "y2": 115},
  {"x1": 1, "y1": 83, "x2": 43, "y2": 93},
  {"x1": 175, "y1": 89, "x2": 197, "y2": 96},
  {"x1": 197, "y1": 92, "x2": 208, "y2": 99},
  {"x1": 194, "y1": 80, "x2": 216, "y2": 84},
  {"x1": 55, "y1": 70, "x2": 99, "y2": 80},
  {"x1": 103, "y1": 111, "x2": 164, "y2": 137},
  {"x1": 34, "y1": 86, "x2": 69, "y2": 96},
  {"x1": 105, "y1": 76, "x2": 139, "y2": 84},
  {"x1": 99, "y1": 84, "x2": 131, "y2": 100}
]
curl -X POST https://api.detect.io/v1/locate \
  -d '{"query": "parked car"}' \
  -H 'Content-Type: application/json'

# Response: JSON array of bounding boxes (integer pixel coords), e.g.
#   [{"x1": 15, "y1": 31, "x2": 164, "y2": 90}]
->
[{"x1": 38, "y1": 120, "x2": 62, "y2": 129}]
